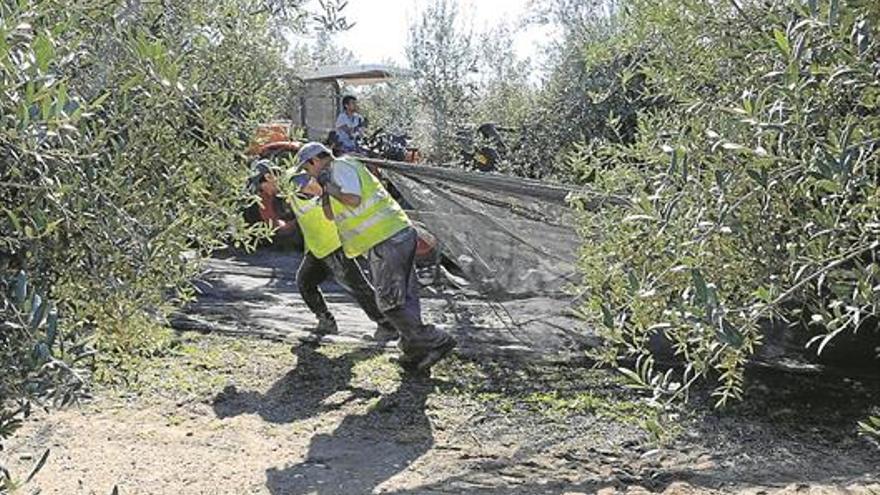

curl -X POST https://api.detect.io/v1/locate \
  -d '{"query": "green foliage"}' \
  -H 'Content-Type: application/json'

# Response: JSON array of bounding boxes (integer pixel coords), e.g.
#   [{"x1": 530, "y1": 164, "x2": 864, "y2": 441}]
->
[
  {"x1": 0, "y1": 0, "x2": 285, "y2": 356},
  {"x1": 859, "y1": 415, "x2": 880, "y2": 443},
  {"x1": 469, "y1": 23, "x2": 534, "y2": 129},
  {"x1": 573, "y1": 0, "x2": 880, "y2": 407},
  {"x1": 495, "y1": 0, "x2": 640, "y2": 179},
  {"x1": 0, "y1": 272, "x2": 87, "y2": 422},
  {"x1": 406, "y1": 0, "x2": 478, "y2": 162},
  {"x1": 359, "y1": 77, "x2": 420, "y2": 135},
  {"x1": 0, "y1": 0, "x2": 313, "y2": 469},
  {"x1": 0, "y1": 271, "x2": 87, "y2": 492}
]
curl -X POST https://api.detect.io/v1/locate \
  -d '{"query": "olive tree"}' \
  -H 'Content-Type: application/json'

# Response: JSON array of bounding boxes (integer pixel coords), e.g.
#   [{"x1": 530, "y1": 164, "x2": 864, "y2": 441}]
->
[
  {"x1": 0, "y1": 0, "x2": 346, "y2": 485},
  {"x1": 406, "y1": 0, "x2": 478, "y2": 162},
  {"x1": 572, "y1": 0, "x2": 880, "y2": 411}
]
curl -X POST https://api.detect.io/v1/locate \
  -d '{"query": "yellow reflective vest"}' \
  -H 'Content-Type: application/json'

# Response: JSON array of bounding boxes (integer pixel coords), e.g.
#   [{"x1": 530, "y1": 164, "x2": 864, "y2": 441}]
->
[
  {"x1": 289, "y1": 193, "x2": 342, "y2": 259},
  {"x1": 329, "y1": 158, "x2": 410, "y2": 258}
]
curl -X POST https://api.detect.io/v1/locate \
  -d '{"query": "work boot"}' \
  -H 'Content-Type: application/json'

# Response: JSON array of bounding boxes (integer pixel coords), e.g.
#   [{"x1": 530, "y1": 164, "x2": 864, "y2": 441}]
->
[
  {"x1": 313, "y1": 313, "x2": 338, "y2": 335},
  {"x1": 415, "y1": 334, "x2": 457, "y2": 373},
  {"x1": 396, "y1": 334, "x2": 457, "y2": 376},
  {"x1": 394, "y1": 353, "x2": 422, "y2": 375},
  {"x1": 368, "y1": 320, "x2": 399, "y2": 343}
]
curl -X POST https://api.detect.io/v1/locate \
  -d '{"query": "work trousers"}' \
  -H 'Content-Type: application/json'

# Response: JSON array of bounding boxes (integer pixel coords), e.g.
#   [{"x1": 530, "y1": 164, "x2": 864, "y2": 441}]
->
[
  {"x1": 366, "y1": 226, "x2": 450, "y2": 357},
  {"x1": 296, "y1": 248, "x2": 386, "y2": 323}
]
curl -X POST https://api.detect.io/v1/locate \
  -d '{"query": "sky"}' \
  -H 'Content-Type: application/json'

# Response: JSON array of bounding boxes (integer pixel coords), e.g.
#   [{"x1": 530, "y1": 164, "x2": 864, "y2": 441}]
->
[{"x1": 299, "y1": 0, "x2": 554, "y2": 67}]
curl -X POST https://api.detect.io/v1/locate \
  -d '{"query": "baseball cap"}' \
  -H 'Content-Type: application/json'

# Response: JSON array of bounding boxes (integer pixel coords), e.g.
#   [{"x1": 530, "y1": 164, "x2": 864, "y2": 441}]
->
[
  {"x1": 247, "y1": 159, "x2": 279, "y2": 193},
  {"x1": 294, "y1": 142, "x2": 332, "y2": 170}
]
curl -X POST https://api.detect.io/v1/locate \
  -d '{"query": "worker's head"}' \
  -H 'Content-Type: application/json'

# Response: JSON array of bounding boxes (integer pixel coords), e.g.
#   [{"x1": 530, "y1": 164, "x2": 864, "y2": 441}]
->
[
  {"x1": 248, "y1": 159, "x2": 281, "y2": 195},
  {"x1": 342, "y1": 95, "x2": 358, "y2": 114},
  {"x1": 294, "y1": 142, "x2": 334, "y2": 177}
]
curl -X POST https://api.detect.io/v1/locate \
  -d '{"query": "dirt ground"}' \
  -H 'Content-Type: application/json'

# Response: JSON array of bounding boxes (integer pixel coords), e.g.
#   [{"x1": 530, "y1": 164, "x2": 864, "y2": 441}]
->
[
  {"x1": 4, "y1": 331, "x2": 880, "y2": 495},
  {"x1": 5, "y1": 249, "x2": 880, "y2": 494}
]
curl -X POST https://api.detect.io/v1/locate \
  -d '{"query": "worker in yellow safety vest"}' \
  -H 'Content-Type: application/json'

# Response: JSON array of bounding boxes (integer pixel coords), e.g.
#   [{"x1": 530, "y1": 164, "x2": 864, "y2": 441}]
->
[
  {"x1": 293, "y1": 142, "x2": 456, "y2": 374},
  {"x1": 246, "y1": 159, "x2": 394, "y2": 341}
]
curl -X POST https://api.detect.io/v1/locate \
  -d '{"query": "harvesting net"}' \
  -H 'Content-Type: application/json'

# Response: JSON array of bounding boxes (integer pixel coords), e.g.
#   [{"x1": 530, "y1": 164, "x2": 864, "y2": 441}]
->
[{"x1": 362, "y1": 158, "x2": 614, "y2": 299}]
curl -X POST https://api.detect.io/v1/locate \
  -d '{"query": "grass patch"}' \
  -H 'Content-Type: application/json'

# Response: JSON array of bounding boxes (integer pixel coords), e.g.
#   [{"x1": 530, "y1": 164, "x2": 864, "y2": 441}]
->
[
  {"x1": 89, "y1": 332, "x2": 683, "y2": 445},
  {"x1": 432, "y1": 354, "x2": 680, "y2": 443},
  {"x1": 101, "y1": 331, "x2": 291, "y2": 402},
  {"x1": 351, "y1": 352, "x2": 400, "y2": 391}
]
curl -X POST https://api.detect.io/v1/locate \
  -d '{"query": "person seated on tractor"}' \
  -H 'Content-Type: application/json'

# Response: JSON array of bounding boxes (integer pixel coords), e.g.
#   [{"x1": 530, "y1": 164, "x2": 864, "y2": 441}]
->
[
  {"x1": 335, "y1": 95, "x2": 367, "y2": 154},
  {"x1": 246, "y1": 160, "x2": 302, "y2": 249}
]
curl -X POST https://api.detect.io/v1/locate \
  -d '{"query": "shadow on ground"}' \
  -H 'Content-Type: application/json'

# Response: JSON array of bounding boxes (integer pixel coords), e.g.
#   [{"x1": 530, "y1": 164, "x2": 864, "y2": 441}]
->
[
  {"x1": 209, "y1": 338, "x2": 880, "y2": 494},
  {"x1": 664, "y1": 367, "x2": 880, "y2": 491},
  {"x1": 393, "y1": 361, "x2": 880, "y2": 494},
  {"x1": 212, "y1": 344, "x2": 382, "y2": 424},
  {"x1": 264, "y1": 375, "x2": 435, "y2": 495},
  {"x1": 198, "y1": 248, "x2": 879, "y2": 493}
]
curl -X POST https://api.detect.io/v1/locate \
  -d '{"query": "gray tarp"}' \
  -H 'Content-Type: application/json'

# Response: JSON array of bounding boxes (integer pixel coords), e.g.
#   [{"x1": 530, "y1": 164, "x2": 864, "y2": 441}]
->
[
  {"x1": 371, "y1": 159, "x2": 589, "y2": 299},
  {"x1": 171, "y1": 159, "x2": 878, "y2": 371},
  {"x1": 171, "y1": 160, "x2": 603, "y2": 355}
]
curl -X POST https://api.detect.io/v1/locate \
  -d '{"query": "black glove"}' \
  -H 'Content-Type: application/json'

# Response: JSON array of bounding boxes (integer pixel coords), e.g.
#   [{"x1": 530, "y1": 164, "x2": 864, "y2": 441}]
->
[{"x1": 316, "y1": 168, "x2": 333, "y2": 188}]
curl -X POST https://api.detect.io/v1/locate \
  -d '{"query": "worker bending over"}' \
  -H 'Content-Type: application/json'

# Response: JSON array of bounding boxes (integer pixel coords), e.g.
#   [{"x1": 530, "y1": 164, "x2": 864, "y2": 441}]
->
[
  {"x1": 293, "y1": 142, "x2": 456, "y2": 374},
  {"x1": 250, "y1": 159, "x2": 394, "y2": 342}
]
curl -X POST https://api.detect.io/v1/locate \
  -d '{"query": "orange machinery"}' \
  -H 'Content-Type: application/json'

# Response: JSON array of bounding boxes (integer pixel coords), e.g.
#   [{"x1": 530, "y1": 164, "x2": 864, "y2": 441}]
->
[{"x1": 245, "y1": 122, "x2": 302, "y2": 157}]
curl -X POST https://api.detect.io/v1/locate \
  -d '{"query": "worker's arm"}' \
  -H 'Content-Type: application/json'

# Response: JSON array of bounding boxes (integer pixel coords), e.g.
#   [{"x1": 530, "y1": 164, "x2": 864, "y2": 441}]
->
[
  {"x1": 323, "y1": 181, "x2": 361, "y2": 207},
  {"x1": 319, "y1": 184, "x2": 361, "y2": 220},
  {"x1": 317, "y1": 163, "x2": 363, "y2": 209},
  {"x1": 322, "y1": 194, "x2": 334, "y2": 220}
]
